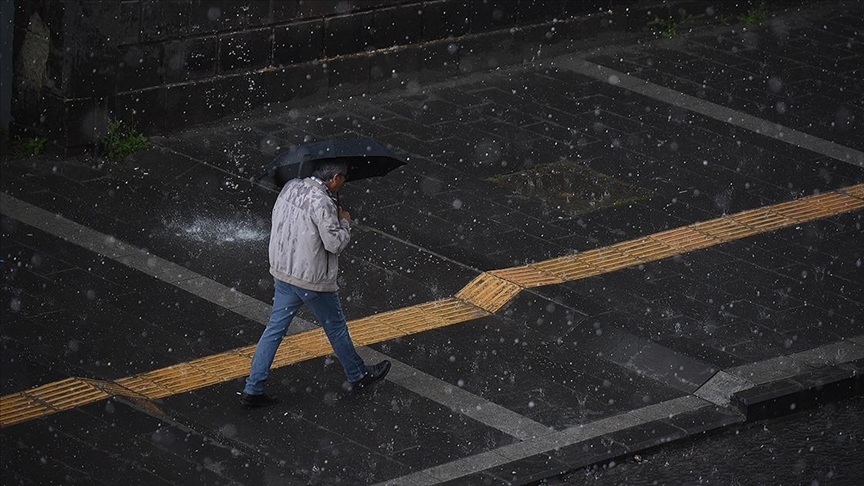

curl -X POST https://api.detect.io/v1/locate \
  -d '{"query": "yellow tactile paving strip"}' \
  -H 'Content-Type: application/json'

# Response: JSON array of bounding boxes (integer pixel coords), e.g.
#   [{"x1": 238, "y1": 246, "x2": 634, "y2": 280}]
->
[
  {"x1": 456, "y1": 273, "x2": 524, "y2": 313},
  {"x1": 2, "y1": 184, "x2": 862, "y2": 427}
]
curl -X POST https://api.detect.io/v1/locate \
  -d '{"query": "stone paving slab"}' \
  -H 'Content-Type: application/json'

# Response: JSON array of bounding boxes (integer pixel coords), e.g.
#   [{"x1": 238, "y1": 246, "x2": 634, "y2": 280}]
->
[
  {"x1": 584, "y1": 3, "x2": 864, "y2": 154},
  {"x1": 2, "y1": 2, "x2": 863, "y2": 484}
]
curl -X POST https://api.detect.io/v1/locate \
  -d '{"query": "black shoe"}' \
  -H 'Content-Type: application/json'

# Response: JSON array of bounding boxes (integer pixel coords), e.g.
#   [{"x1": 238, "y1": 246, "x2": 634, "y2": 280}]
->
[
  {"x1": 350, "y1": 360, "x2": 392, "y2": 391},
  {"x1": 240, "y1": 392, "x2": 279, "y2": 408}
]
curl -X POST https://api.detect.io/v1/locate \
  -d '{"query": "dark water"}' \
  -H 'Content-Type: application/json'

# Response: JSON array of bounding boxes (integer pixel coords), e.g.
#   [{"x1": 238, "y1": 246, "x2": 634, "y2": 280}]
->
[{"x1": 552, "y1": 396, "x2": 864, "y2": 486}]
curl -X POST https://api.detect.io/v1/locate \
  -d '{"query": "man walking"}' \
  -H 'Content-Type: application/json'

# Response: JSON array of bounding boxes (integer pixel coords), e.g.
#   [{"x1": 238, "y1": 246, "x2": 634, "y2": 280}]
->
[{"x1": 240, "y1": 161, "x2": 391, "y2": 408}]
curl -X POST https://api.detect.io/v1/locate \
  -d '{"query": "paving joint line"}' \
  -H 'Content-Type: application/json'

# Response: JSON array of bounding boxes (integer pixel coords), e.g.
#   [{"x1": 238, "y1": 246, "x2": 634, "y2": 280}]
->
[
  {"x1": 554, "y1": 57, "x2": 864, "y2": 168},
  {"x1": 379, "y1": 337, "x2": 864, "y2": 485},
  {"x1": 0, "y1": 198, "x2": 510, "y2": 430},
  {"x1": 2, "y1": 185, "x2": 862, "y2": 429},
  {"x1": 3, "y1": 8, "x2": 864, "y2": 484},
  {"x1": 373, "y1": 395, "x2": 714, "y2": 485}
]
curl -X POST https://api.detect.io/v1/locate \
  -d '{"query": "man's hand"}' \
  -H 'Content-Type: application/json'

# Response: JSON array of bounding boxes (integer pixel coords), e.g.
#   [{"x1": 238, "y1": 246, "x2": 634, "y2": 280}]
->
[{"x1": 337, "y1": 206, "x2": 352, "y2": 223}]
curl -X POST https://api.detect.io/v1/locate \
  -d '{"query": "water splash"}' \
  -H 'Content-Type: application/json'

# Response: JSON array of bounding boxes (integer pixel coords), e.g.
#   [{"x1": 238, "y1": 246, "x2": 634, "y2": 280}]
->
[{"x1": 168, "y1": 216, "x2": 268, "y2": 244}]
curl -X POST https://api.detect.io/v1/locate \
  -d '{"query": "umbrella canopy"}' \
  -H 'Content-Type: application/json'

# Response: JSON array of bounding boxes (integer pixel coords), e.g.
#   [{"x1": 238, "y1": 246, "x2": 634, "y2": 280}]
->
[{"x1": 259, "y1": 138, "x2": 406, "y2": 188}]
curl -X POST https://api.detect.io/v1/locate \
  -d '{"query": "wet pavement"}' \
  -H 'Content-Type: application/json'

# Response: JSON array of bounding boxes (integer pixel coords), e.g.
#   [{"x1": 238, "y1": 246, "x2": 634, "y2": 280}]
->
[
  {"x1": 2, "y1": 1, "x2": 863, "y2": 485},
  {"x1": 564, "y1": 395, "x2": 864, "y2": 485}
]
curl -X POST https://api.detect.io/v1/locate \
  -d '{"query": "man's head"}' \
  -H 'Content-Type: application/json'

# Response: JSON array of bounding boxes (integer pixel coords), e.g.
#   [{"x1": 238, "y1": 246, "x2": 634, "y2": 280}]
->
[{"x1": 313, "y1": 160, "x2": 349, "y2": 192}]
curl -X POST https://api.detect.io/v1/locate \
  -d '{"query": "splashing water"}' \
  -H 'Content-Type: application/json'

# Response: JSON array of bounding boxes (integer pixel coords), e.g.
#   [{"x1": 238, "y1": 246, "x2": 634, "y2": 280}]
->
[{"x1": 170, "y1": 216, "x2": 268, "y2": 244}]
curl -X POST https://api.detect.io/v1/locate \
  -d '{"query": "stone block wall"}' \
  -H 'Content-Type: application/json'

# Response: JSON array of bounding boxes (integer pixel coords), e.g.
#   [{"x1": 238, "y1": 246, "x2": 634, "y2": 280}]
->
[{"x1": 8, "y1": 0, "x2": 754, "y2": 150}]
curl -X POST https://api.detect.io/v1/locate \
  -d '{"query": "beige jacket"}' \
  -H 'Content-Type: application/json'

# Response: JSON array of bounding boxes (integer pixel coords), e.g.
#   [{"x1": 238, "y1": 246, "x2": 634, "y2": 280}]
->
[{"x1": 268, "y1": 178, "x2": 351, "y2": 292}]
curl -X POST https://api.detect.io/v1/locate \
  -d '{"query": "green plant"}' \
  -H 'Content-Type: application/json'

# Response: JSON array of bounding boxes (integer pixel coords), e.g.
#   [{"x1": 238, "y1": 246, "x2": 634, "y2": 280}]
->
[
  {"x1": 0, "y1": 128, "x2": 48, "y2": 159},
  {"x1": 738, "y1": 7, "x2": 768, "y2": 25},
  {"x1": 649, "y1": 12, "x2": 705, "y2": 38},
  {"x1": 649, "y1": 17, "x2": 678, "y2": 38},
  {"x1": 19, "y1": 136, "x2": 47, "y2": 156},
  {"x1": 102, "y1": 119, "x2": 147, "y2": 162}
]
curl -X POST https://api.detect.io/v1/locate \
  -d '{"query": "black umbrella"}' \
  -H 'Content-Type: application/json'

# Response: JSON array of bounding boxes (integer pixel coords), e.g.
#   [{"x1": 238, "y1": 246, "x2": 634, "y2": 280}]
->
[{"x1": 259, "y1": 137, "x2": 406, "y2": 188}]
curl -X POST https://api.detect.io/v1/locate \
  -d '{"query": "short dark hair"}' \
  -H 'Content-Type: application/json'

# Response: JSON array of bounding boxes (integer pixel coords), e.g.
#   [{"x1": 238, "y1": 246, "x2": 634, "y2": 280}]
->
[{"x1": 312, "y1": 160, "x2": 349, "y2": 181}]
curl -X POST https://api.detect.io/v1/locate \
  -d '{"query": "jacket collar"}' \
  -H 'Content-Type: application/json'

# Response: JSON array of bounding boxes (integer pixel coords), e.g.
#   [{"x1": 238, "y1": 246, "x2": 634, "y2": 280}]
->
[{"x1": 307, "y1": 177, "x2": 337, "y2": 204}]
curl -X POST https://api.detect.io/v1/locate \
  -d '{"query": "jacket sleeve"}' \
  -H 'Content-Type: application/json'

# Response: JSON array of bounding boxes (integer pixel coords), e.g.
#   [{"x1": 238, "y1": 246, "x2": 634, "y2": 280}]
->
[{"x1": 312, "y1": 198, "x2": 351, "y2": 254}]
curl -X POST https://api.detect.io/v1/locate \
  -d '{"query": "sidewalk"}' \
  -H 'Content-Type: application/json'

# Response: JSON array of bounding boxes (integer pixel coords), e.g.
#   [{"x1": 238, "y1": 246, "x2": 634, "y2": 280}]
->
[{"x1": 2, "y1": 2, "x2": 862, "y2": 485}]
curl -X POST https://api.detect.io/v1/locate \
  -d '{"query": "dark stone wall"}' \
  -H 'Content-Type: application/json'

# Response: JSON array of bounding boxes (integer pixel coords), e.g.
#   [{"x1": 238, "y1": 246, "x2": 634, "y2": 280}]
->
[{"x1": 8, "y1": 0, "x2": 755, "y2": 150}]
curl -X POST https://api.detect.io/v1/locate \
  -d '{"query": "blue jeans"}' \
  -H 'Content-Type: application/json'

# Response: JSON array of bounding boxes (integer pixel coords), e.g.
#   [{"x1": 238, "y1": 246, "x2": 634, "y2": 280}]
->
[{"x1": 244, "y1": 279, "x2": 366, "y2": 394}]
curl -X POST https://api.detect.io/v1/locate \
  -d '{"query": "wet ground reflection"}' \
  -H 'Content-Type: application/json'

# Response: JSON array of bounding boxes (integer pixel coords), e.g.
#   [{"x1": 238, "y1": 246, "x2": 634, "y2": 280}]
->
[{"x1": 561, "y1": 396, "x2": 864, "y2": 485}]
